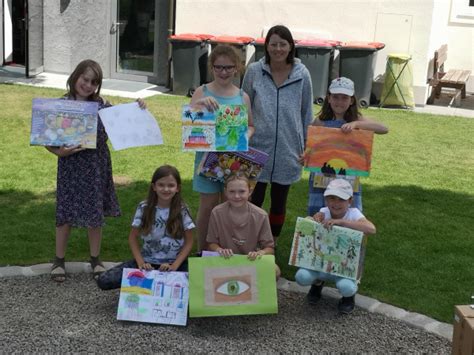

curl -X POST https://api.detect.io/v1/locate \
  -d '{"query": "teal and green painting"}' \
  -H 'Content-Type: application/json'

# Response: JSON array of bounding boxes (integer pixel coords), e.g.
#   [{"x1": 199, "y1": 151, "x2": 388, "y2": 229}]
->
[
  {"x1": 289, "y1": 217, "x2": 366, "y2": 281},
  {"x1": 182, "y1": 104, "x2": 248, "y2": 152}
]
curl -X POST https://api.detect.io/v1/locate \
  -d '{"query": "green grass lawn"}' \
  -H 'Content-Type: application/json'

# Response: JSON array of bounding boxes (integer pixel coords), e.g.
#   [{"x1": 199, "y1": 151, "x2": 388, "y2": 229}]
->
[{"x1": 0, "y1": 83, "x2": 473, "y2": 323}]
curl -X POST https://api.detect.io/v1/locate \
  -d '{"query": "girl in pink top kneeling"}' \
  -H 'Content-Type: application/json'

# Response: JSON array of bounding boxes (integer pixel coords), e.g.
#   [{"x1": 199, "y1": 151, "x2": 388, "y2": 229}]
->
[{"x1": 206, "y1": 173, "x2": 280, "y2": 278}]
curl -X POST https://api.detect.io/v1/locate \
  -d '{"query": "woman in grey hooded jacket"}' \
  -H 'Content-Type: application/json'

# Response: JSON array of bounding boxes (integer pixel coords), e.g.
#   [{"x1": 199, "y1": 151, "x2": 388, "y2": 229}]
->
[{"x1": 242, "y1": 25, "x2": 313, "y2": 242}]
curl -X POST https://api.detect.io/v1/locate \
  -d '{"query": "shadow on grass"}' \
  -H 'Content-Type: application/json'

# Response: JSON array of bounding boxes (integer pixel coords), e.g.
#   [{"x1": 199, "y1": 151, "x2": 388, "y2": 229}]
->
[
  {"x1": 2, "y1": 178, "x2": 472, "y2": 322},
  {"x1": 273, "y1": 181, "x2": 473, "y2": 322},
  {"x1": 361, "y1": 184, "x2": 473, "y2": 322},
  {"x1": 0, "y1": 178, "x2": 199, "y2": 266}
]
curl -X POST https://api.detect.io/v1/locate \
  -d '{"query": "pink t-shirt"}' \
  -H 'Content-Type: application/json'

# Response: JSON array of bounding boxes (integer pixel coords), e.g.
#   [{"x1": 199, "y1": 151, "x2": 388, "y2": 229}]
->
[{"x1": 206, "y1": 201, "x2": 274, "y2": 254}]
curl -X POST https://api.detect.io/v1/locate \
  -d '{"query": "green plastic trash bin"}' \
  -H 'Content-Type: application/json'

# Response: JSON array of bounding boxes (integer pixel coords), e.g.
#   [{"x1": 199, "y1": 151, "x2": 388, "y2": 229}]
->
[
  {"x1": 379, "y1": 53, "x2": 414, "y2": 108},
  {"x1": 169, "y1": 33, "x2": 213, "y2": 96},
  {"x1": 296, "y1": 39, "x2": 340, "y2": 104},
  {"x1": 209, "y1": 36, "x2": 254, "y2": 86},
  {"x1": 338, "y1": 41, "x2": 385, "y2": 107},
  {"x1": 252, "y1": 37, "x2": 266, "y2": 62}
]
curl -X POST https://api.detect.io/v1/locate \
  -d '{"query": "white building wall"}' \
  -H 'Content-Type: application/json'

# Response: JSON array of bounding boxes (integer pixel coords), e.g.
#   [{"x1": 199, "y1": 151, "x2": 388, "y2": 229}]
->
[
  {"x1": 176, "y1": 0, "x2": 473, "y2": 105},
  {"x1": 429, "y1": 0, "x2": 450, "y2": 53},
  {"x1": 4, "y1": 0, "x2": 13, "y2": 62},
  {"x1": 0, "y1": 2, "x2": 3, "y2": 64},
  {"x1": 446, "y1": 0, "x2": 474, "y2": 93},
  {"x1": 427, "y1": 0, "x2": 474, "y2": 93},
  {"x1": 447, "y1": 26, "x2": 474, "y2": 92},
  {"x1": 447, "y1": 0, "x2": 474, "y2": 88},
  {"x1": 43, "y1": 0, "x2": 111, "y2": 76}
]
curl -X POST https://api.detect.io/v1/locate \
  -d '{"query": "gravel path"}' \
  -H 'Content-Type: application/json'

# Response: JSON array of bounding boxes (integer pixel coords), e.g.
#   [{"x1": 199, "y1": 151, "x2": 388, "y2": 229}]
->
[{"x1": 0, "y1": 273, "x2": 450, "y2": 353}]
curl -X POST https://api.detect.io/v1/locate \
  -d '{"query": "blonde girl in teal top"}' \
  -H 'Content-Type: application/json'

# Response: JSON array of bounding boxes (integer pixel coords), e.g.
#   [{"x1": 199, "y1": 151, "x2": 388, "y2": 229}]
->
[{"x1": 190, "y1": 45, "x2": 255, "y2": 252}]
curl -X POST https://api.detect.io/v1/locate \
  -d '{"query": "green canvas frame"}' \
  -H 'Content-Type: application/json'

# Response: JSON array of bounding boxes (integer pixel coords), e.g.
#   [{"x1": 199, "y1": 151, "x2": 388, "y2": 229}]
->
[{"x1": 189, "y1": 255, "x2": 278, "y2": 317}]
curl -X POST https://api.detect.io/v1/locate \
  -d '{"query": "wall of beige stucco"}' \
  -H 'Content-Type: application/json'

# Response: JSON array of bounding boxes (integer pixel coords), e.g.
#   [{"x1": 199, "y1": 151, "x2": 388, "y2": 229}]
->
[{"x1": 175, "y1": 0, "x2": 473, "y2": 104}]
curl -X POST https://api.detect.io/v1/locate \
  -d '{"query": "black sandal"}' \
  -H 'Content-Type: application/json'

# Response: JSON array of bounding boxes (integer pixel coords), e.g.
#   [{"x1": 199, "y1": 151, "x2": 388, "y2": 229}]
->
[
  {"x1": 90, "y1": 256, "x2": 106, "y2": 279},
  {"x1": 51, "y1": 257, "x2": 66, "y2": 282}
]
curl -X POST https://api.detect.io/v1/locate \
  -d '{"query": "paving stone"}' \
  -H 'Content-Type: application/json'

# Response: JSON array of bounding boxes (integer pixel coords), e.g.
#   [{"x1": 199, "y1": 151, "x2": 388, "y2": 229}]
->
[
  {"x1": 0, "y1": 266, "x2": 24, "y2": 278},
  {"x1": 65, "y1": 262, "x2": 90, "y2": 273},
  {"x1": 372, "y1": 302, "x2": 410, "y2": 319},
  {"x1": 321, "y1": 286, "x2": 341, "y2": 300},
  {"x1": 21, "y1": 267, "x2": 35, "y2": 277},
  {"x1": 402, "y1": 311, "x2": 437, "y2": 329},
  {"x1": 356, "y1": 293, "x2": 381, "y2": 312},
  {"x1": 103, "y1": 262, "x2": 120, "y2": 270},
  {"x1": 30, "y1": 263, "x2": 53, "y2": 276},
  {"x1": 425, "y1": 321, "x2": 453, "y2": 340},
  {"x1": 278, "y1": 278, "x2": 309, "y2": 293}
]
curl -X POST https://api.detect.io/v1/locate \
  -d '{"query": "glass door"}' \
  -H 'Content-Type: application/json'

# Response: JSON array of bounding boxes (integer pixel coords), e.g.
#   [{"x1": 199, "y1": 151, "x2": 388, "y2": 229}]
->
[
  {"x1": 111, "y1": 0, "x2": 157, "y2": 82},
  {"x1": 26, "y1": 0, "x2": 44, "y2": 77}
]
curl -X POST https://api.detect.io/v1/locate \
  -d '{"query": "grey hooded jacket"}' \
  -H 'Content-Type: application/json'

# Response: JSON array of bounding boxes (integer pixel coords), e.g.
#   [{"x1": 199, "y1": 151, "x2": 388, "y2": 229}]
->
[{"x1": 242, "y1": 57, "x2": 313, "y2": 185}]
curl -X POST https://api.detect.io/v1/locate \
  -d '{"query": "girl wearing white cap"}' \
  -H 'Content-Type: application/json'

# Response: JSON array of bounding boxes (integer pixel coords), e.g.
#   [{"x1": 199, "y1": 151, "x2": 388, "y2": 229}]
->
[
  {"x1": 296, "y1": 178, "x2": 376, "y2": 314},
  {"x1": 307, "y1": 77, "x2": 389, "y2": 216}
]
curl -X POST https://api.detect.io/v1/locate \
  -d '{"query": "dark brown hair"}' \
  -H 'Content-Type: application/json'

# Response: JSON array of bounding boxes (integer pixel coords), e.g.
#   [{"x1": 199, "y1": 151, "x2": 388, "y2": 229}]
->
[
  {"x1": 66, "y1": 59, "x2": 103, "y2": 101},
  {"x1": 208, "y1": 45, "x2": 243, "y2": 78},
  {"x1": 264, "y1": 25, "x2": 296, "y2": 65},
  {"x1": 318, "y1": 94, "x2": 361, "y2": 122},
  {"x1": 140, "y1": 165, "x2": 188, "y2": 239}
]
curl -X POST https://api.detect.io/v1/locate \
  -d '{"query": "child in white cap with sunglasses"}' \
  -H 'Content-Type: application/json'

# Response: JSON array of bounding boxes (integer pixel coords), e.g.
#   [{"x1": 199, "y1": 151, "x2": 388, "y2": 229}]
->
[{"x1": 296, "y1": 178, "x2": 376, "y2": 314}]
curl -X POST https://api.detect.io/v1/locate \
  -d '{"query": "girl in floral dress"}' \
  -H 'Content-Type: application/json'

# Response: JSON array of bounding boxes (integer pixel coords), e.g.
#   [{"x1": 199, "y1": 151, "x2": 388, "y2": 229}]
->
[{"x1": 47, "y1": 59, "x2": 145, "y2": 282}]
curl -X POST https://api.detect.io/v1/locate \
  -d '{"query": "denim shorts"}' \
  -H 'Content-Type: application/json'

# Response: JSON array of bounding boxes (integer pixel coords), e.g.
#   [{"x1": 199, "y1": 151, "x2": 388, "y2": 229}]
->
[{"x1": 192, "y1": 152, "x2": 224, "y2": 194}]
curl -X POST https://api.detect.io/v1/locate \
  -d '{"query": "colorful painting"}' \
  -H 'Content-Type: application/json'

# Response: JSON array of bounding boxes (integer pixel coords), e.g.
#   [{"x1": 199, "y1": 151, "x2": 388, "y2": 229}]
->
[
  {"x1": 117, "y1": 268, "x2": 189, "y2": 326},
  {"x1": 198, "y1": 147, "x2": 269, "y2": 188},
  {"x1": 98, "y1": 102, "x2": 163, "y2": 150},
  {"x1": 182, "y1": 104, "x2": 248, "y2": 152},
  {"x1": 304, "y1": 126, "x2": 374, "y2": 177},
  {"x1": 30, "y1": 98, "x2": 98, "y2": 149},
  {"x1": 189, "y1": 255, "x2": 278, "y2": 317},
  {"x1": 289, "y1": 217, "x2": 366, "y2": 281}
]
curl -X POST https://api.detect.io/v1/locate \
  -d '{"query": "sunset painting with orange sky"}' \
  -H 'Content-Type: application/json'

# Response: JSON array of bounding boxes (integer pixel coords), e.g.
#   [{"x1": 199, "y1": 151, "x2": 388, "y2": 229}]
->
[{"x1": 304, "y1": 126, "x2": 374, "y2": 177}]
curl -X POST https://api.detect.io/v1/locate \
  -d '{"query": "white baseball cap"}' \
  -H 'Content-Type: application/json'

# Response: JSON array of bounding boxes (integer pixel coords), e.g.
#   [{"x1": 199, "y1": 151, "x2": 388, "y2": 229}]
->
[
  {"x1": 329, "y1": 77, "x2": 355, "y2": 96},
  {"x1": 324, "y1": 178, "x2": 353, "y2": 200}
]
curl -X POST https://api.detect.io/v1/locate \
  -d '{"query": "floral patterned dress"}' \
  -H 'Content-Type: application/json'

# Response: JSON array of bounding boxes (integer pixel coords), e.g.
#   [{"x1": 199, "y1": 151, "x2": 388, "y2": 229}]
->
[{"x1": 55, "y1": 97, "x2": 120, "y2": 227}]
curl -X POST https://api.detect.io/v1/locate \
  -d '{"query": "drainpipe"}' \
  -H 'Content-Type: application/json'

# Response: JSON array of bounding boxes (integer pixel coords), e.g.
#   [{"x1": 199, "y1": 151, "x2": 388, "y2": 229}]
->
[{"x1": 167, "y1": 0, "x2": 176, "y2": 88}]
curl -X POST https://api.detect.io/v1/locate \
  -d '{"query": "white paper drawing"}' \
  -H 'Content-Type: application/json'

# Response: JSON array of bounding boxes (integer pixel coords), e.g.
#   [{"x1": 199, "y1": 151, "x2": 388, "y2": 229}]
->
[
  {"x1": 99, "y1": 102, "x2": 163, "y2": 150},
  {"x1": 117, "y1": 268, "x2": 189, "y2": 326}
]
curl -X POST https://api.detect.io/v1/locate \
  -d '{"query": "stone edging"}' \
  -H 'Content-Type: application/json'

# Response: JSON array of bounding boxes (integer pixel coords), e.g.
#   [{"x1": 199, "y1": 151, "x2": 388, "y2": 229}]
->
[{"x1": 0, "y1": 262, "x2": 452, "y2": 341}]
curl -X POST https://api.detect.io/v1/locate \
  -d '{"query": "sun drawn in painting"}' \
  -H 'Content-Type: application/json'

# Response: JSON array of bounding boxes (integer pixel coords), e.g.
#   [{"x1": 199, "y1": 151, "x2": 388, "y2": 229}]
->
[{"x1": 305, "y1": 126, "x2": 373, "y2": 176}]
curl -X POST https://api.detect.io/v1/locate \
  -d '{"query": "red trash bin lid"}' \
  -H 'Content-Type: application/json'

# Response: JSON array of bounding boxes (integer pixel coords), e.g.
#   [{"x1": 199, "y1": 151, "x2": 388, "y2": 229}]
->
[
  {"x1": 169, "y1": 34, "x2": 202, "y2": 42},
  {"x1": 210, "y1": 36, "x2": 255, "y2": 45},
  {"x1": 169, "y1": 33, "x2": 214, "y2": 42},
  {"x1": 296, "y1": 39, "x2": 340, "y2": 48},
  {"x1": 339, "y1": 41, "x2": 385, "y2": 50},
  {"x1": 193, "y1": 33, "x2": 215, "y2": 40}
]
